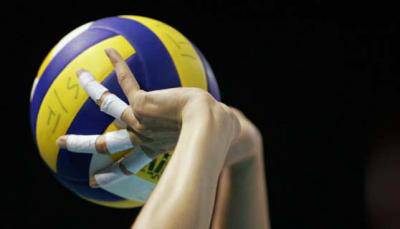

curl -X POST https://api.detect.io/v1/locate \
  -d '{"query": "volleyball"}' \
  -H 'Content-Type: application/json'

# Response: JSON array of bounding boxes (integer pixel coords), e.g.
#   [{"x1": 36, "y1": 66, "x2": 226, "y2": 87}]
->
[{"x1": 30, "y1": 15, "x2": 220, "y2": 208}]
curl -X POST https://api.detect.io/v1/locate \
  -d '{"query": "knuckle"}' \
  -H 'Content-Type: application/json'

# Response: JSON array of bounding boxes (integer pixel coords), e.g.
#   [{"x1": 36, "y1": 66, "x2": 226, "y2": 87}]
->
[
  {"x1": 216, "y1": 105, "x2": 231, "y2": 121},
  {"x1": 132, "y1": 90, "x2": 148, "y2": 117},
  {"x1": 229, "y1": 106, "x2": 244, "y2": 116},
  {"x1": 95, "y1": 137, "x2": 108, "y2": 154},
  {"x1": 131, "y1": 119, "x2": 146, "y2": 133},
  {"x1": 124, "y1": 109, "x2": 146, "y2": 133},
  {"x1": 187, "y1": 87, "x2": 204, "y2": 94},
  {"x1": 97, "y1": 91, "x2": 110, "y2": 106},
  {"x1": 218, "y1": 102, "x2": 231, "y2": 113},
  {"x1": 190, "y1": 89, "x2": 215, "y2": 105},
  {"x1": 214, "y1": 103, "x2": 241, "y2": 135},
  {"x1": 117, "y1": 71, "x2": 130, "y2": 82},
  {"x1": 231, "y1": 111, "x2": 241, "y2": 136}
]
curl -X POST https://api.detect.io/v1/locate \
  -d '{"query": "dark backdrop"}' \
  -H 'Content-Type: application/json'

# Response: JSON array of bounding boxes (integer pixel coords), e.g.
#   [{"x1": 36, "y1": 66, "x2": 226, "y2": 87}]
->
[{"x1": 4, "y1": 1, "x2": 399, "y2": 228}]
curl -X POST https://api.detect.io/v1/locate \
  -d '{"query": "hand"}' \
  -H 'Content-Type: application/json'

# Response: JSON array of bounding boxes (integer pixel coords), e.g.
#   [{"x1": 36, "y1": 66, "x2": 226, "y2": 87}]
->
[{"x1": 56, "y1": 48, "x2": 240, "y2": 188}]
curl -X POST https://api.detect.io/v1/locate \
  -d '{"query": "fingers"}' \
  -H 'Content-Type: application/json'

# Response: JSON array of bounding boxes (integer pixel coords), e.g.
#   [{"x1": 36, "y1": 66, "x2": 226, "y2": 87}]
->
[
  {"x1": 90, "y1": 161, "x2": 127, "y2": 188},
  {"x1": 57, "y1": 134, "x2": 99, "y2": 154},
  {"x1": 77, "y1": 69, "x2": 129, "y2": 121},
  {"x1": 90, "y1": 147, "x2": 159, "y2": 188},
  {"x1": 132, "y1": 88, "x2": 212, "y2": 122},
  {"x1": 76, "y1": 69, "x2": 108, "y2": 102},
  {"x1": 105, "y1": 48, "x2": 141, "y2": 102},
  {"x1": 120, "y1": 107, "x2": 145, "y2": 131},
  {"x1": 76, "y1": 69, "x2": 145, "y2": 129},
  {"x1": 104, "y1": 129, "x2": 134, "y2": 154},
  {"x1": 56, "y1": 129, "x2": 134, "y2": 155},
  {"x1": 113, "y1": 119, "x2": 127, "y2": 129},
  {"x1": 121, "y1": 147, "x2": 158, "y2": 173},
  {"x1": 99, "y1": 92, "x2": 129, "y2": 120},
  {"x1": 132, "y1": 89, "x2": 183, "y2": 121}
]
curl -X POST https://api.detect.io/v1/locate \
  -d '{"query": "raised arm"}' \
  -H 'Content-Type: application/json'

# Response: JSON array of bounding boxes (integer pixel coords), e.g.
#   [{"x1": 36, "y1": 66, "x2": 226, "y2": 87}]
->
[
  {"x1": 132, "y1": 91, "x2": 240, "y2": 229},
  {"x1": 56, "y1": 48, "x2": 268, "y2": 229},
  {"x1": 211, "y1": 108, "x2": 270, "y2": 229}
]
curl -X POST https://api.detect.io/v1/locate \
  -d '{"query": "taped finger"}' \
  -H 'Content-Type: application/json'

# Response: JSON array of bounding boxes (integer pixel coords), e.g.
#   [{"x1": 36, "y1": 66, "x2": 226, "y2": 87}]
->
[
  {"x1": 57, "y1": 129, "x2": 134, "y2": 155},
  {"x1": 77, "y1": 69, "x2": 130, "y2": 120},
  {"x1": 100, "y1": 93, "x2": 129, "y2": 120},
  {"x1": 105, "y1": 48, "x2": 141, "y2": 100},
  {"x1": 77, "y1": 69, "x2": 108, "y2": 102},
  {"x1": 90, "y1": 146, "x2": 160, "y2": 188},
  {"x1": 113, "y1": 119, "x2": 127, "y2": 129},
  {"x1": 90, "y1": 161, "x2": 125, "y2": 188},
  {"x1": 65, "y1": 134, "x2": 99, "y2": 154},
  {"x1": 121, "y1": 146, "x2": 160, "y2": 174},
  {"x1": 104, "y1": 129, "x2": 134, "y2": 154}
]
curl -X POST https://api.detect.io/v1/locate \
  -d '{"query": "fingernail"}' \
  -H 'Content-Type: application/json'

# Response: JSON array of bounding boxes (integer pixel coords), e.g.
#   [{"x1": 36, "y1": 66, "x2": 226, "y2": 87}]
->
[
  {"x1": 105, "y1": 48, "x2": 120, "y2": 64},
  {"x1": 76, "y1": 68, "x2": 86, "y2": 77},
  {"x1": 92, "y1": 164, "x2": 125, "y2": 187},
  {"x1": 56, "y1": 135, "x2": 68, "y2": 148},
  {"x1": 89, "y1": 176, "x2": 99, "y2": 188},
  {"x1": 104, "y1": 48, "x2": 114, "y2": 57}
]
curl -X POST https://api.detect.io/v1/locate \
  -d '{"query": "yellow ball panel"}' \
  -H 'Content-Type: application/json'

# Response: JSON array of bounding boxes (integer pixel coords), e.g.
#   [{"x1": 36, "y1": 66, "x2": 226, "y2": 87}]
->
[
  {"x1": 36, "y1": 35, "x2": 135, "y2": 172},
  {"x1": 120, "y1": 15, "x2": 208, "y2": 90}
]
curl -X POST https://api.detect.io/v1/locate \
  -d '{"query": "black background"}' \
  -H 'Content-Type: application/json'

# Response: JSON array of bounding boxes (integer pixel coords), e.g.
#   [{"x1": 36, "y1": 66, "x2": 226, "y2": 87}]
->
[{"x1": 4, "y1": 1, "x2": 399, "y2": 228}]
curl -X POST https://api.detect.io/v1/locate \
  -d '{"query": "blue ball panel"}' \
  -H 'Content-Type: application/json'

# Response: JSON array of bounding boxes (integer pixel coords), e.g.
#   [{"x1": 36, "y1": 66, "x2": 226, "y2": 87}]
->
[
  {"x1": 54, "y1": 173, "x2": 124, "y2": 201},
  {"x1": 56, "y1": 55, "x2": 140, "y2": 181},
  {"x1": 192, "y1": 45, "x2": 221, "y2": 101},
  {"x1": 30, "y1": 29, "x2": 117, "y2": 141},
  {"x1": 90, "y1": 17, "x2": 182, "y2": 90}
]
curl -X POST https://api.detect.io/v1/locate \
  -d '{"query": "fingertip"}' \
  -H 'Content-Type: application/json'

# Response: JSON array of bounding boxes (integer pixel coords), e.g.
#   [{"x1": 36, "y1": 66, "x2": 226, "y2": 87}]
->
[
  {"x1": 76, "y1": 68, "x2": 86, "y2": 77},
  {"x1": 94, "y1": 135, "x2": 109, "y2": 155},
  {"x1": 104, "y1": 47, "x2": 114, "y2": 56},
  {"x1": 104, "y1": 48, "x2": 122, "y2": 63},
  {"x1": 104, "y1": 48, "x2": 111, "y2": 59},
  {"x1": 56, "y1": 135, "x2": 68, "y2": 148},
  {"x1": 89, "y1": 176, "x2": 99, "y2": 188},
  {"x1": 76, "y1": 69, "x2": 95, "y2": 87}
]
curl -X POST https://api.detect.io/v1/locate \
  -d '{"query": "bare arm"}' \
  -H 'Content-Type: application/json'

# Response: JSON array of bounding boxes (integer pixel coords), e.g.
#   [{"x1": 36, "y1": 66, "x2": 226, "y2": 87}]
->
[
  {"x1": 56, "y1": 48, "x2": 268, "y2": 229},
  {"x1": 133, "y1": 95, "x2": 240, "y2": 229},
  {"x1": 133, "y1": 102, "x2": 270, "y2": 229},
  {"x1": 212, "y1": 109, "x2": 270, "y2": 229}
]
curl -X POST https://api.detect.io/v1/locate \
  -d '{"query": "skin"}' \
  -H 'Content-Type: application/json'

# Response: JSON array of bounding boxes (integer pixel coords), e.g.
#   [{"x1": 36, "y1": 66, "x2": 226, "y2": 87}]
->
[
  {"x1": 56, "y1": 48, "x2": 269, "y2": 229},
  {"x1": 212, "y1": 109, "x2": 270, "y2": 229}
]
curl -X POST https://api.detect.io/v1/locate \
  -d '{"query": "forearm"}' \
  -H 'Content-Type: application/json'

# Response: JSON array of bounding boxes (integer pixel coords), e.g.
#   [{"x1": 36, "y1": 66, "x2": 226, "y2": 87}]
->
[
  {"x1": 213, "y1": 149, "x2": 269, "y2": 229},
  {"x1": 133, "y1": 101, "x2": 238, "y2": 229},
  {"x1": 212, "y1": 113, "x2": 270, "y2": 229}
]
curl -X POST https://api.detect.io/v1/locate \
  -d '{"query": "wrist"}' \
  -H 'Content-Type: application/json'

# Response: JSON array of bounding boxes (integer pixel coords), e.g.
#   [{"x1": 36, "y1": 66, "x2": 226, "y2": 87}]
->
[
  {"x1": 224, "y1": 109, "x2": 263, "y2": 167},
  {"x1": 177, "y1": 97, "x2": 240, "y2": 173},
  {"x1": 181, "y1": 94, "x2": 240, "y2": 144}
]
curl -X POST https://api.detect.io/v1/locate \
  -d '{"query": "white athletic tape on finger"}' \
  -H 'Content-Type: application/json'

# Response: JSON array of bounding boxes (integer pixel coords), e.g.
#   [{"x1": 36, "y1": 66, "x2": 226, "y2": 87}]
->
[
  {"x1": 100, "y1": 174, "x2": 155, "y2": 202},
  {"x1": 94, "y1": 163, "x2": 125, "y2": 186},
  {"x1": 66, "y1": 135, "x2": 99, "y2": 153},
  {"x1": 89, "y1": 148, "x2": 155, "y2": 202},
  {"x1": 100, "y1": 94, "x2": 129, "y2": 119},
  {"x1": 121, "y1": 147, "x2": 154, "y2": 174},
  {"x1": 104, "y1": 129, "x2": 133, "y2": 154},
  {"x1": 78, "y1": 71, "x2": 108, "y2": 101}
]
